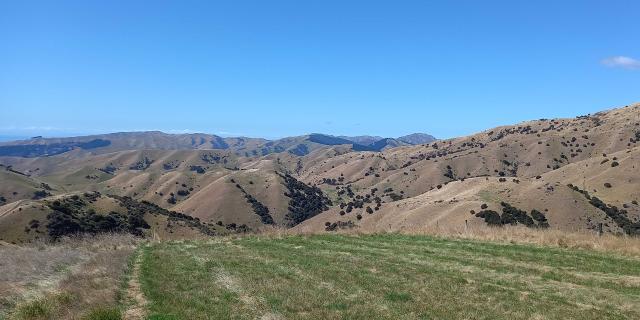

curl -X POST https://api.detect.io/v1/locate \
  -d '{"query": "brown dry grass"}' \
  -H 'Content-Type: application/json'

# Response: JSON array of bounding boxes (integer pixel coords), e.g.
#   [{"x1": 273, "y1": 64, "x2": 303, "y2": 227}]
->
[
  {"x1": 257, "y1": 224, "x2": 640, "y2": 257},
  {"x1": 0, "y1": 234, "x2": 140, "y2": 320}
]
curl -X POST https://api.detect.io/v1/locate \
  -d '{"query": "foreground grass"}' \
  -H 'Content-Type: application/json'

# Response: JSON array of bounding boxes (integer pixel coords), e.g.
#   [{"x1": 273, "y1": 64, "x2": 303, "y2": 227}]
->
[
  {"x1": 0, "y1": 234, "x2": 138, "y2": 320},
  {"x1": 140, "y1": 234, "x2": 640, "y2": 319}
]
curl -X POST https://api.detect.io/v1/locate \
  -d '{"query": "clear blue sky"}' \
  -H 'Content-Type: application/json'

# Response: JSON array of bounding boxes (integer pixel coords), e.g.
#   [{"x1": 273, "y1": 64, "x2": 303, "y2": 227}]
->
[{"x1": 1, "y1": 1, "x2": 639, "y2": 140}]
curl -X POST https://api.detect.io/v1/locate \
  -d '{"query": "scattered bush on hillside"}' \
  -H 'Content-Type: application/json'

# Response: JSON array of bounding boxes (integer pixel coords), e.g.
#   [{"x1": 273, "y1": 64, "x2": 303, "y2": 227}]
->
[
  {"x1": 224, "y1": 222, "x2": 251, "y2": 233},
  {"x1": 500, "y1": 202, "x2": 535, "y2": 227},
  {"x1": 234, "y1": 183, "x2": 275, "y2": 225},
  {"x1": 322, "y1": 178, "x2": 340, "y2": 185},
  {"x1": 530, "y1": 209, "x2": 550, "y2": 228},
  {"x1": 129, "y1": 157, "x2": 154, "y2": 170},
  {"x1": 387, "y1": 193, "x2": 404, "y2": 202},
  {"x1": 114, "y1": 195, "x2": 216, "y2": 236},
  {"x1": 325, "y1": 220, "x2": 356, "y2": 231},
  {"x1": 189, "y1": 165, "x2": 206, "y2": 174},
  {"x1": 98, "y1": 164, "x2": 118, "y2": 175},
  {"x1": 163, "y1": 161, "x2": 179, "y2": 170},
  {"x1": 567, "y1": 184, "x2": 640, "y2": 235},
  {"x1": 279, "y1": 172, "x2": 332, "y2": 227},
  {"x1": 474, "y1": 202, "x2": 548, "y2": 229},
  {"x1": 32, "y1": 190, "x2": 51, "y2": 200},
  {"x1": 45, "y1": 193, "x2": 150, "y2": 239},
  {"x1": 474, "y1": 210, "x2": 501, "y2": 226},
  {"x1": 202, "y1": 153, "x2": 231, "y2": 165},
  {"x1": 443, "y1": 165, "x2": 456, "y2": 180}
]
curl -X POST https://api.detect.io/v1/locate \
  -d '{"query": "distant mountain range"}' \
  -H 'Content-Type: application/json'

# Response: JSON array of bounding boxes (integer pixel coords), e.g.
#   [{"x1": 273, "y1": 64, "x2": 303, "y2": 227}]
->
[{"x1": 0, "y1": 131, "x2": 437, "y2": 158}]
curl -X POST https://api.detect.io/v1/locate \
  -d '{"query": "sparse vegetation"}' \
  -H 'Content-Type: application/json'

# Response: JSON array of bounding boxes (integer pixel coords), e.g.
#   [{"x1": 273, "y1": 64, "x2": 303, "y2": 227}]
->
[
  {"x1": 46, "y1": 194, "x2": 150, "y2": 239},
  {"x1": 474, "y1": 202, "x2": 549, "y2": 229},
  {"x1": 279, "y1": 173, "x2": 332, "y2": 226},
  {"x1": 0, "y1": 234, "x2": 137, "y2": 319},
  {"x1": 235, "y1": 183, "x2": 275, "y2": 225},
  {"x1": 129, "y1": 157, "x2": 154, "y2": 170},
  {"x1": 568, "y1": 184, "x2": 640, "y2": 236}
]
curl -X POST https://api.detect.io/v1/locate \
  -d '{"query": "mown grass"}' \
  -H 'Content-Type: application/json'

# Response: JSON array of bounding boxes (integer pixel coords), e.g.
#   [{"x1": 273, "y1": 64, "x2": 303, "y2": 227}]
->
[{"x1": 140, "y1": 234, "x2": 640, "y2": 319}]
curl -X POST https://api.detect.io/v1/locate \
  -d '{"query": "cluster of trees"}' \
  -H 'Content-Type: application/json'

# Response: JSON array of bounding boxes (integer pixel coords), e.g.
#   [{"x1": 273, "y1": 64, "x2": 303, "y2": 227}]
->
[
  {"x1": 32, "y1": 190, "x2": 51, "y2": 200},
  {"x1": 387, "y1": 192, "x2": 404, "y2": 202},
  {"x1": 322, "y1": 178, "x2": 341, "y2": 186},
  {"x1": 163, "y1": 161, "x2": 179, "y2": 170},
  {"x1": 472, "y1": 202, "x2": 549, "y2": 228},
  {"x1": 337, "y1": 185, "x2": 384, "y2": 216},
  {"x1": 443, "y1": 165, "x2": 456, "y2": 180},
  {"x1": 46, "y1": 194, "x2": 150, "y2": 239},
  {"x1": 129, "y1": 157, "x2": 154, "y2": 170},
  {"x1": 337, "y1": 185, "x2": 355, "y2": 198},
  {"x1": 279, "y1": 173, "x2": 332, "y2": 226},
  {"x1": 224, "y1": 223, "x2": 251, "y2": 233},
  {"x1": 98, "y1": 164, "x2": 118, "y2": 175},
  {"x1": 201, "y1": 153, "x2": 226, "y2": 164},
  {"x1": 568, "y1": 184, "x2": 640, "y2": 236},
  {"x1": 234, "y1": 183, "x2": 275, "y2": 225},
  {"x1": 176, "y1": 189, "x2": 190, "y2": 197},
  {"x1": 324, "y1": 220, "x2": 355, "y2": 231},
  {"x1": 189, "y1": 165, "x2": 206, "y2": 174},
  {"x1": 114, "y1": 195, "x2": 217, "y2": 236}
]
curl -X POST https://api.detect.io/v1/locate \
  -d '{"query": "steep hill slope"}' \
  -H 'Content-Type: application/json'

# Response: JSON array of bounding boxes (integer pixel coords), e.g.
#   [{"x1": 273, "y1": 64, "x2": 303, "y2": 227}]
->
[{"x1": 296, "y1": 103, "x2": 640, "y2": 233}]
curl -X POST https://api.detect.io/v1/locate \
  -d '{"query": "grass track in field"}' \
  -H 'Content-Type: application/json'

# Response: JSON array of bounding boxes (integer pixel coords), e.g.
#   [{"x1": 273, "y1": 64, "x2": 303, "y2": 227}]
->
[{"x1": 139, "y1": 234, "x2": 640, "y2": 319}]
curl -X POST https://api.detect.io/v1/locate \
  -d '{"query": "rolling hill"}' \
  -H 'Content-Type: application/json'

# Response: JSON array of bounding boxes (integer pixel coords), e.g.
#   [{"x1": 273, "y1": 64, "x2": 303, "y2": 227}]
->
[{"x1": 1, "y1": 103, "x2": 639, "y2": 242}]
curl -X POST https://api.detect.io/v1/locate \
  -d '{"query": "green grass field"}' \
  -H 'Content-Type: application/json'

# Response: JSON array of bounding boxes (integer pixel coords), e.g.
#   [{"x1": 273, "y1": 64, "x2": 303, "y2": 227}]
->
[{"x1": 139, "y1": 234, "x2": 640, "y2": 320}]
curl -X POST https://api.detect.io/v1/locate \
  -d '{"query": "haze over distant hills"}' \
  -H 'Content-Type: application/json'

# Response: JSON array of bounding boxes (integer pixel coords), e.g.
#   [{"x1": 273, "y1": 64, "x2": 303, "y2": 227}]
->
[
  {"x1": 0, "y1": 132, "x2": 437, "y2": 158},
  {"x1": 1, "y1": 103, "x2": 639, "y2": 243}
]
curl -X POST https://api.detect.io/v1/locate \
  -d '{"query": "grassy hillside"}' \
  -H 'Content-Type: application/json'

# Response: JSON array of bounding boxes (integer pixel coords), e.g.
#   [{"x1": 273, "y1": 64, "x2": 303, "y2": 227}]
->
[{"x1": 139, "y1": 234, "x2": 640, "y2": 319}]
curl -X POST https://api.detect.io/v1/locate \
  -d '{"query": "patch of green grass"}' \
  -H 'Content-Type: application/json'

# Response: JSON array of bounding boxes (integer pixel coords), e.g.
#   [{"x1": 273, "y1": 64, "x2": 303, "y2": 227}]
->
[
  {"x1": 139, "y1": 234, "x2": 640, "y2": 319},
  {"x1": 14, "y1": 298, "x2": 52, "y2": 319},
  {"x1": 476, "y1": 190, "x2": 499, "y2": 203},
  {"x1": 384, "y1": 291, "x2": 412, "y2": 302},
  {"x1": 83, "y1": 307, "x2": 121, "y2": 320}
]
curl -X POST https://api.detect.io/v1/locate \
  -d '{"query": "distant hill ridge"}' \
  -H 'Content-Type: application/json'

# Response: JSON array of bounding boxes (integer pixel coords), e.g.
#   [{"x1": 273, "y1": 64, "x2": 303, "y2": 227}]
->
[{"x1": 0, "y1": 131, "x2": 437, "y2": 158}]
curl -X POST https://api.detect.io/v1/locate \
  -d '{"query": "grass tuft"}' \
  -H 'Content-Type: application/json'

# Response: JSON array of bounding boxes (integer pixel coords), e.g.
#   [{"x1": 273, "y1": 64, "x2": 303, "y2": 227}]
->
[
  {"x1": 384, "y1": 292, "x2": 412, "y2": 303},
  {"x1": 14, "y1": 298, "x2": 52, "y2": 319},
  {"x1": 83, "y1": 307, "x2": 121, "y2": 320}
]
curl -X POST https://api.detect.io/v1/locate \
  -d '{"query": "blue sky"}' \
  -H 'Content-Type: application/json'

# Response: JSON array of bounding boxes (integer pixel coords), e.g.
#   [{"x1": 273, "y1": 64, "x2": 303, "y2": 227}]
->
[{"x1": 1, "y1": 0, "x2": 638, "y2": 140}]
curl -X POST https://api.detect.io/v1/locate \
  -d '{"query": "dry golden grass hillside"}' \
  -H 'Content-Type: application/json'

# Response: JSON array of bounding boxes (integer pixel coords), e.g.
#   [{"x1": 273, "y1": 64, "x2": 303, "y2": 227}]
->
[{"x1": 0, "y1": 103, "x2": 639, "y2": 242}]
